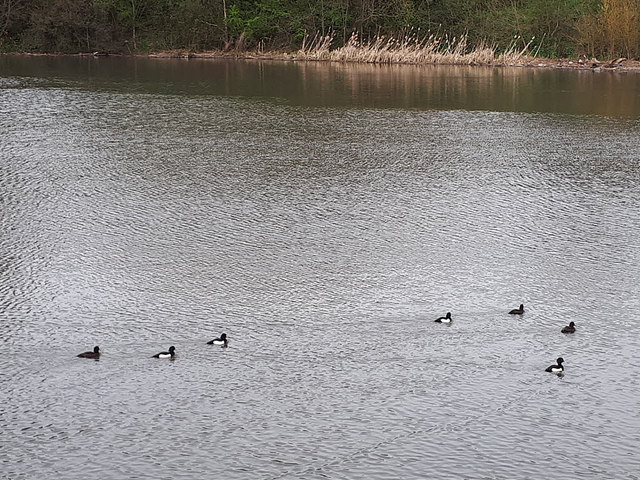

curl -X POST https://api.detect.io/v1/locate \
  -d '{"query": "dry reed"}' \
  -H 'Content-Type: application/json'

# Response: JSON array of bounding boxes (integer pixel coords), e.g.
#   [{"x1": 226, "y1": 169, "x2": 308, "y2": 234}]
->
[{"x1": 297, "y1": 30, "x2": 536, "y2": 66}]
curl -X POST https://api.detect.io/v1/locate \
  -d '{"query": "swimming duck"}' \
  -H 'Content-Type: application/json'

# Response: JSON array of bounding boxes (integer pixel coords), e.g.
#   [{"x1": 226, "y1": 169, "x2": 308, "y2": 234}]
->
[
  {"x1": 545, "y1": 357, "x2": 564, "y2": 374},
  {"x1": 434, "y1": 312, "x2": 452, "y2": 323},
  {"x1": 561, "y1": 322, "x2": 576, "y2": 333},
  {"x1": 207, "y1": 333, "x2": 227, "y2": 346},
  {"x1": 153, "y1": 346, "x2": 176, "y2": 359},
  {"x1": 77, "y1": 346, "x2": 100, "y2": 359},
  {"x1": 509, "y1": 304, "x2": 525, "y2": 314}
]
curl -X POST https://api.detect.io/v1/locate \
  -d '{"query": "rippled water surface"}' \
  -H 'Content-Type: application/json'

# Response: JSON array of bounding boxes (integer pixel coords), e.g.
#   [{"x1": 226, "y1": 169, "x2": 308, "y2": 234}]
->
[{"x1": 1, "y1": 57, "x2": 640, "y2": 479}]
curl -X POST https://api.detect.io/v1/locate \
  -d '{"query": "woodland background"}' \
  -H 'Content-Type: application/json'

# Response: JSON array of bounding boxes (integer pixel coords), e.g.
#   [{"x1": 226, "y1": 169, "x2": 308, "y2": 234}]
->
[{"x1": 1, "y1": 0, "x2": 639, "y2": 59}]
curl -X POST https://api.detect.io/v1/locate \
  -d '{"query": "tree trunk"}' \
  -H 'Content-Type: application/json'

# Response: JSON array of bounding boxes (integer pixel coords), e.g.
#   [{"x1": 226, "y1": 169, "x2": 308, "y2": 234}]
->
[
  {"x1": 131, "y1": 0, "x2": 137, "y2": 50},
  {"x1": 222, "y1": 0, "x2": 228, "y2": 44}
]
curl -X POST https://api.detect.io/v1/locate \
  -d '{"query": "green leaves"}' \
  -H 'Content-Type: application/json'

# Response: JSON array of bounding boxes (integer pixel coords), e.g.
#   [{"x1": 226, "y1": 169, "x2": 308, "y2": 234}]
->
[{"x1": 2, "y1": 0, "x2": 638, "y2": 58}]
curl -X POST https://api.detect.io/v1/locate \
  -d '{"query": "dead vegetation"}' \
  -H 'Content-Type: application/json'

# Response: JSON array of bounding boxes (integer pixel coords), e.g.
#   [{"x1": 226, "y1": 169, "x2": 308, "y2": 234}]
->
[{"x1": 294, "y1": 31, "x2": 537, "y2": 67}]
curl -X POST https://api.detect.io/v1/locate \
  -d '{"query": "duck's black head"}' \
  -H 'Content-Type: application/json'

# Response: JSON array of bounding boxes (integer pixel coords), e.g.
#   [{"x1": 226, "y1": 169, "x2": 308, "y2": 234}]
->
[
  {"x1": 568, "y1": 322, "x2": 575, "y2": 327},
  {"x1": 557, "y1": 357, "x2": 564, "y2": 365},
  {"x1": 220, "y1": 333, "x2": 227, "y2": 340},
  {"x1": 93, "y1": 346, "x2": 100, "y2": 354},
  {"x1": 519, "y1": 304, "x2": 524, "y2": 310},
  {"x1": 446, "y1": 312, "x2": 451, "y2": 318},
  {"x1": 169, "y1": 346, "x2": 176, "y2": 353}
]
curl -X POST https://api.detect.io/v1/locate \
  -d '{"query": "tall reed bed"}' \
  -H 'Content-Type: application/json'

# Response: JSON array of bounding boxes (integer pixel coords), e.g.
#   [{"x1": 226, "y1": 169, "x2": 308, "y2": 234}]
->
[{"x1": 297, "y1": 31, "x2": 536, "y2": 66}]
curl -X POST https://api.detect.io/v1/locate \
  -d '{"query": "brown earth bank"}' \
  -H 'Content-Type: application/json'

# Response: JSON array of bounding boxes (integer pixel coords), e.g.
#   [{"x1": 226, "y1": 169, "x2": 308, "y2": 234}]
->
[
  {"x1": 6, "y1": 50, "x2": 640, "y2": 73},
  {"x1": 160, "y1": 51, "x2": 640, "y2": 73}
]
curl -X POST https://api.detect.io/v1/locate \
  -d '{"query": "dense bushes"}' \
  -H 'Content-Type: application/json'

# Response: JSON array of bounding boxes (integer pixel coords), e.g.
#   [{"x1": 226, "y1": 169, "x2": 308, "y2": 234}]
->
[
  {"x1": 1, "y1": 0, "x2": 638, "y2": 58},
  {"x1": 581, "y1": 0, "x2": 640, "y2": 58}
]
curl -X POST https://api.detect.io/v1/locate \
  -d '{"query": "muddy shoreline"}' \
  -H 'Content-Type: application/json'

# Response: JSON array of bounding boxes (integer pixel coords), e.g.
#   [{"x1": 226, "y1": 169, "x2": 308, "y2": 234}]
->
[{"x1": 5, "y1": 50, "x2": 640, "y2": 73}]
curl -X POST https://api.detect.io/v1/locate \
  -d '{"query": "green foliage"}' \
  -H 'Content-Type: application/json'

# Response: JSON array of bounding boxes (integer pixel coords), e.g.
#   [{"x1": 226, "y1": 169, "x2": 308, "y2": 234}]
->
[
  {"x1": 0, "y1": 0, "x2": 638, "y2": 58},
  {"x1": 15, "y1": 0, "x2": 112, "y2": 52},
  {"x1": 227, "y1": 4, "x2": 245, "y2": 39},
  {"x1": 246, "y1": 0, "x2": 291, "y2": 41}
]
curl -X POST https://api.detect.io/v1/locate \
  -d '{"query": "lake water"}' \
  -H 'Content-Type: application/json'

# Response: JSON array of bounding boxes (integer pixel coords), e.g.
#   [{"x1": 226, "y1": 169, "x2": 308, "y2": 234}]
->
[{"x1": 1, "y1": 56, "x2": 640, "y2": 479}]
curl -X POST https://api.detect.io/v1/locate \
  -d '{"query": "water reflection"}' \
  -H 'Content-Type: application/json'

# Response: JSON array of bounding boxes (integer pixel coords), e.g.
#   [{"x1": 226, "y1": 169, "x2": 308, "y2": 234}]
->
[{"x1": 1, "y1": 55, "x2": 640, "y2": 117}]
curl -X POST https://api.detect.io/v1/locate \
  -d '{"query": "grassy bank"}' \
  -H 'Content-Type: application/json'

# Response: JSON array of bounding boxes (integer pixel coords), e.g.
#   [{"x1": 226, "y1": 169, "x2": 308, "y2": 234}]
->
[
  {"x1": 6, "y1": 30, "x2": 638, "y2": 73},
  {"x1": 139, "y1": 32, "x2": 637, "y2": 72},
  {"x1": 295, "y1": 31, "x2": 535, "y2": 66}
]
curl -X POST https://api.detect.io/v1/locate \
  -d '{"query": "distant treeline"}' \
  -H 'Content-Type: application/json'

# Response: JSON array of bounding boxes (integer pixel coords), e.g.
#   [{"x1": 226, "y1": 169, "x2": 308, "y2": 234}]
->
[{"x1": 1, "y1": 0, "x2": 639, "y2": 59}]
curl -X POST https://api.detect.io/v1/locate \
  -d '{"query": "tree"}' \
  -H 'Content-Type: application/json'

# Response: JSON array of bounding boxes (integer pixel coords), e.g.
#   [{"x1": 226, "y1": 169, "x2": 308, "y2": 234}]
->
[{"x1": 599, "y1": 0, "x2": 639, "y2": 57}]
